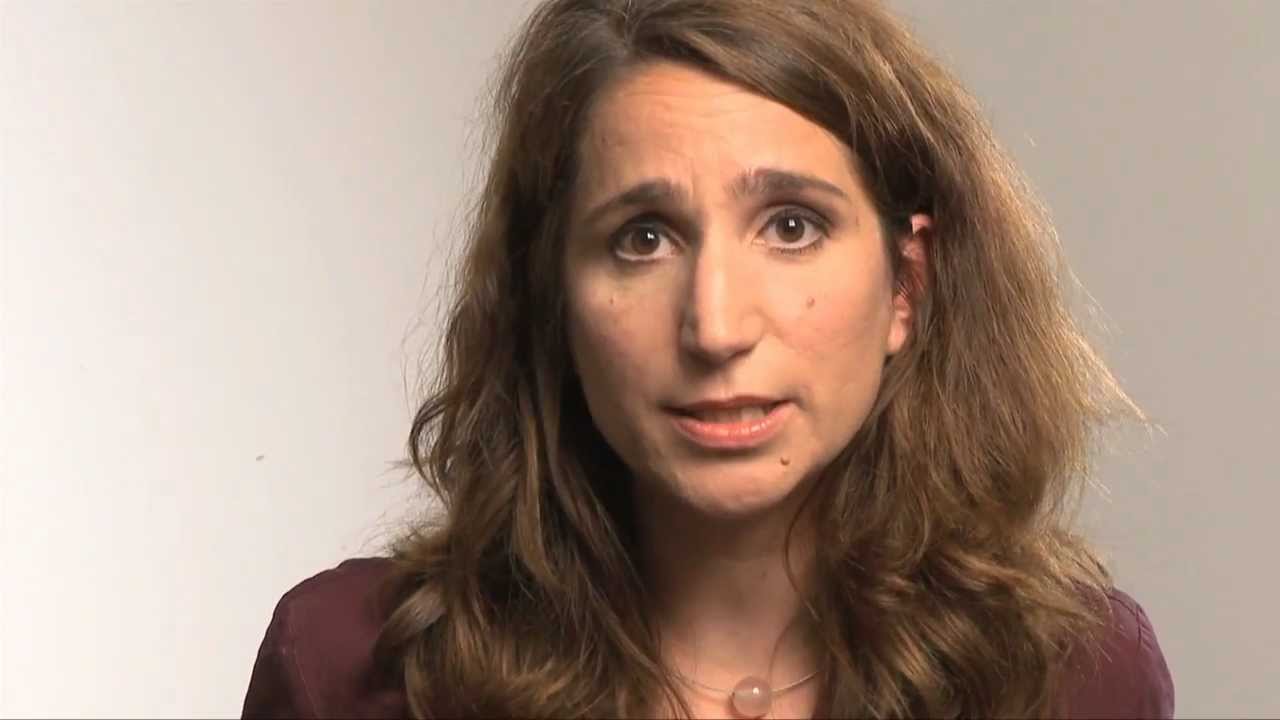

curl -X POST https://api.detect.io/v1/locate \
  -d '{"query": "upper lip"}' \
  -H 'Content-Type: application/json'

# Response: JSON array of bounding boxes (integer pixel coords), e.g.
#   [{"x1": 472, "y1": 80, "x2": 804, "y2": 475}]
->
[{"x1": 672, "y1": 395, "x2": 783, "y2": 413}]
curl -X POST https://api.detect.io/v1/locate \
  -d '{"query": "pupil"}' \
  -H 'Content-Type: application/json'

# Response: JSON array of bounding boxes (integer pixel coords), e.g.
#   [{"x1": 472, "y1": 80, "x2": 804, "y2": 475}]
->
[
  {"x1": 778, "y1": 216, "x2": 803, "y2": 243},
  {"x1": 634, "y1": 228, "x2": 660, "y2": 254}
]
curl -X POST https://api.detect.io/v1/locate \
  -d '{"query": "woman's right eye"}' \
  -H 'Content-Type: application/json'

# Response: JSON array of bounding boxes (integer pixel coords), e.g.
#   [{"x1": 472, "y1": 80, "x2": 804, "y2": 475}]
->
[{"x1": 610, "y1": 224, "x2": 678, "y2": 262}]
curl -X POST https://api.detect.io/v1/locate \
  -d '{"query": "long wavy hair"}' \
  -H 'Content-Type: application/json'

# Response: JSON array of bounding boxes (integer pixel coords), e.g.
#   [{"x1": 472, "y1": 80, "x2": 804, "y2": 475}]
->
[{"x1": 373, "y1": 0, "x2": 1145, "y2": 716}]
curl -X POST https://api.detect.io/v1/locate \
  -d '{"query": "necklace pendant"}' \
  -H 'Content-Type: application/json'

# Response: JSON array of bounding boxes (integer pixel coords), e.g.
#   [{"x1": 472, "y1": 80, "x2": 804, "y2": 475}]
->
[{"x1": 730, "y1": 676, "x2": 773, "y2": 718}]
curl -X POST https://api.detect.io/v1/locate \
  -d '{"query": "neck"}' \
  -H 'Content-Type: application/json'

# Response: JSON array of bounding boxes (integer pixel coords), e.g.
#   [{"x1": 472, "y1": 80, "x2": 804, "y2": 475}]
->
[{"x1": 633, "y1": 480, "x2": 823, "y2": 700}]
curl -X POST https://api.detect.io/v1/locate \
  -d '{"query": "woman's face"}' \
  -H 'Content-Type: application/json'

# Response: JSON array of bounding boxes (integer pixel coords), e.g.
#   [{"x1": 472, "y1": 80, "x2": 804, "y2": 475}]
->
[{"x1": 564, "y1": 62, "x2": 921, "y2": 519}]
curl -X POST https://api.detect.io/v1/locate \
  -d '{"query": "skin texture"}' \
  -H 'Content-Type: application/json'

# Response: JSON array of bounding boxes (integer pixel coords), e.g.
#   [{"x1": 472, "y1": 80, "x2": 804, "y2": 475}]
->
[{"x1": 563, "y1": 62, "x2": 929, "y2": 717}]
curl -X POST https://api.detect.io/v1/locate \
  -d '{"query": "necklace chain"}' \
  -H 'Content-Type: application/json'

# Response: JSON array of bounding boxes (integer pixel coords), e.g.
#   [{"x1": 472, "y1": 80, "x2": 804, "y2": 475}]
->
[{"x1": 672, "y1": 667, "x2": 820, "y2": 696}]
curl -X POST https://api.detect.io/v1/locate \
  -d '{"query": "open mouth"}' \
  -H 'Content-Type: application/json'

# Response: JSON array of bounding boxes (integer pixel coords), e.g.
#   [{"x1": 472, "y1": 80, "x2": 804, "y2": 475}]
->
[
  {"x1": 668, "y1": 400, "x2": 792, "y2": 450},
  {"x1": 673, "y1": 401, "x2": 786, "y2": 424}
]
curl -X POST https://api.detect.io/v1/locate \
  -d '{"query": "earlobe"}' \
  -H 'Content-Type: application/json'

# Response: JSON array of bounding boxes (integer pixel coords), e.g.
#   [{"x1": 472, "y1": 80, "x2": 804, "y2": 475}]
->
[{"x1": 887, "y1": 214, "x2": 931, "y2": 356}]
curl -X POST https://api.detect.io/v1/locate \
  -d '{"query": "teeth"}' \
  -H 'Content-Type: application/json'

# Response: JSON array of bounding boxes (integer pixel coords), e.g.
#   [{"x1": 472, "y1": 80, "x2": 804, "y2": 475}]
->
[{"x1": 689, "y1": 405, "x2": 770, "y2": 423}]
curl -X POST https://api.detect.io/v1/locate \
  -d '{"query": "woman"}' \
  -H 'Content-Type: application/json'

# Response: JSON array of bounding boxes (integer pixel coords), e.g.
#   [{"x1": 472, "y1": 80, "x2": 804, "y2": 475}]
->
[{"x1": 243, "y1": 0, "x2": 1174, "y2": 717}]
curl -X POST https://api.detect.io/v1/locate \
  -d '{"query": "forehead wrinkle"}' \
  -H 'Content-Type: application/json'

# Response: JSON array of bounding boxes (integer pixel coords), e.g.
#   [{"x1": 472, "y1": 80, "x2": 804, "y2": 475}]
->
[
  {"x1": 573, "y1": 65, "x2": 865, "y2": 225},
  {"x1": 584, "y1": 117, "x2": 854, "y2": 195}
]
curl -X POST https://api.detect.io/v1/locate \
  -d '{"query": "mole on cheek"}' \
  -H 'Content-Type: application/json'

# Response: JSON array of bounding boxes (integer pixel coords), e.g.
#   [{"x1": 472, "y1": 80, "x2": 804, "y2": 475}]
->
[
  {"x1": 780, "y1": 456, "x2": 791, "y2": 466},
  {"x1": 806, "y1": 297, "x2": 815, "y2": 308}
]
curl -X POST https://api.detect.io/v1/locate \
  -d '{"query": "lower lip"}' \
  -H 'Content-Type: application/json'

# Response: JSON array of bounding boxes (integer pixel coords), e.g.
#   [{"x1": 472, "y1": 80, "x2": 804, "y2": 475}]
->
[{"x1": 669, "y1": 401, "x2": 793, "y2": 450}]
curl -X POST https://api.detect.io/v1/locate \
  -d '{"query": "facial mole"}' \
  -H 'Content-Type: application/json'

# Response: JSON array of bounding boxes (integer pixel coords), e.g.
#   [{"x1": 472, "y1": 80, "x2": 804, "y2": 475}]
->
[
  {"x1": 806, "y1": 296, "x2": 815, "y2": 308},
  {"x1": 780, "y1": 456, "x2": 791, "y2": 466}
]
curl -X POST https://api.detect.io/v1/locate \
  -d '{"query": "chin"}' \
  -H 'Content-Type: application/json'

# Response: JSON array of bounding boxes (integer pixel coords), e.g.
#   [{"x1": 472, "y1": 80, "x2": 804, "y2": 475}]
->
[{"x1": 659, "y1": 456, "x2": 813, "y2": 520}]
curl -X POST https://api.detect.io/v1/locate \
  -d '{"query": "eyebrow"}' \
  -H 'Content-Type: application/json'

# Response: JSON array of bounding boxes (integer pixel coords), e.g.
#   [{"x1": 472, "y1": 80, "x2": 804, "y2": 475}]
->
[{"x1": 582, "y1": 167, "x2": 851, "y2": 226}]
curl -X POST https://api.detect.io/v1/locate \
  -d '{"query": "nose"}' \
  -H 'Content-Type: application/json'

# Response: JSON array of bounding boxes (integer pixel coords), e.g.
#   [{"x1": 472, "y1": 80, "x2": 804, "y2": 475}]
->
[{"x1": 678, "y1": 240, "x2": 765, "y2": 366}]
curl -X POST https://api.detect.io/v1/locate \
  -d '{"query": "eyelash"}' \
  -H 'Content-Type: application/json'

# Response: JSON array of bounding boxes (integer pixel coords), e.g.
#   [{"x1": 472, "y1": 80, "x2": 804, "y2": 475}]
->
[{"x1": 610, "y1": 206, "x2": 831, "y2": 261}]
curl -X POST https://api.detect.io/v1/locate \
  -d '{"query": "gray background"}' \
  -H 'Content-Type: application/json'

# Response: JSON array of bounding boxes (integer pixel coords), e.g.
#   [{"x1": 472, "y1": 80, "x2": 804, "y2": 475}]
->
[{"x1": 1, "y1": 1, "x2": 1275, "y2": 716}]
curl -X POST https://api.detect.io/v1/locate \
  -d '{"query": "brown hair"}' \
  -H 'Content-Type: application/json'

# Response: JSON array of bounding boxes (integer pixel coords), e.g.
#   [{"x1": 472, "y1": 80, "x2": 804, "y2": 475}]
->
[{"x1": 374, "y1": 0, "x2": 1145, "y2": 716}]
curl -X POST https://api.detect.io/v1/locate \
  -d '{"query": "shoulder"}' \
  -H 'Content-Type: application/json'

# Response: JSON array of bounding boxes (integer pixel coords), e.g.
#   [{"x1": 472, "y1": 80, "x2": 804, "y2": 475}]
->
[
  {"x1": 1058, "y1": 587, "x2": 1176, "y2": 719},
  {"x1": 241, "y1": 557, "x2": 408, "y2": 719}
]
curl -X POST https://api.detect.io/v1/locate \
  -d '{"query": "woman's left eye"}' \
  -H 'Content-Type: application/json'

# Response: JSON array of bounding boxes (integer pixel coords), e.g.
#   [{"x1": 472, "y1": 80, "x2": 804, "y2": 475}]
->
[{"x1": 761, "y1": 208, "x2": 829, "y2": 255}]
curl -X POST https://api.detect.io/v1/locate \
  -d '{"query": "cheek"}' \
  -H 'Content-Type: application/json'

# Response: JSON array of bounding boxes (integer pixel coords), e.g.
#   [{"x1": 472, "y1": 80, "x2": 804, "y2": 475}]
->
[
  {"x1": 787, "y1": 283, "x2": 892, "y2": 358},
  {"x1": 568, "y1": 286, "x2": 660, "y2": 395},
  {"x1": 781, "y1": 271, "x2": 895, "y2": 434}
]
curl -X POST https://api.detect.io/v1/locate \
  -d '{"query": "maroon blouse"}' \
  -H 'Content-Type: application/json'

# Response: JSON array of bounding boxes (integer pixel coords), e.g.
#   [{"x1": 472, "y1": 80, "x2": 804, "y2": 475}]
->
[{"x1": 241, "y1": 557, "x2": 1174, "y2": 718}]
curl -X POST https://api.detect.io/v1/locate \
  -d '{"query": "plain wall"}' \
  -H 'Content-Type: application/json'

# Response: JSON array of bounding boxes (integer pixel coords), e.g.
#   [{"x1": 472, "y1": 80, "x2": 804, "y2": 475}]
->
[{"x1": 1, "y1": 1, "x2": 1275, "y2": 717}]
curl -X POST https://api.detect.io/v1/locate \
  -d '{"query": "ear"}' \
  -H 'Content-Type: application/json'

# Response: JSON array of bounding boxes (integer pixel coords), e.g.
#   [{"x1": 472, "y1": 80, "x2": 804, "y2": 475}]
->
[{"x1": 886, "y1": 213, "x2": 931, "y2": 356}]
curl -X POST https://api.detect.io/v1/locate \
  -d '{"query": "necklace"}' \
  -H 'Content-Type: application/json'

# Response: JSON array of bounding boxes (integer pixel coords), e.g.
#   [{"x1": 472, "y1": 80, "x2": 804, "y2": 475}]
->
[{"x1": 672, "y1": 668, "x2": 819, "y2": 718}]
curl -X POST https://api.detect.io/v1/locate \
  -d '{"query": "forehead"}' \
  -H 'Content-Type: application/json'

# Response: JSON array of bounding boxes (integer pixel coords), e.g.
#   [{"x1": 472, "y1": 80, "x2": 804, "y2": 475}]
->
[{"x1": 576, "y1": 62, "x2": 859, "y2": 195}]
